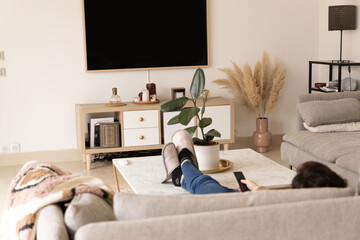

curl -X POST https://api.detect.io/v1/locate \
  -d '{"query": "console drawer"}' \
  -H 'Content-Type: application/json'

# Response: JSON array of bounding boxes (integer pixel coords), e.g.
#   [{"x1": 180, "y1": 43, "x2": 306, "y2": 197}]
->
[
  {"x1": 123, "y1": 128, "x2": 159, "y2": 147},
  {"x1": 123, "y1": 110, "x2": 159, "y2": 129}
]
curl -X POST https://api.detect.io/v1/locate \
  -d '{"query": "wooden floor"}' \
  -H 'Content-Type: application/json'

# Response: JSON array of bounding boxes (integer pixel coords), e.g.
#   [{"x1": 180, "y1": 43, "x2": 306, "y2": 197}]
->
[{"x1": 0, "y1": 135, "x2": 289, "y2": 217}]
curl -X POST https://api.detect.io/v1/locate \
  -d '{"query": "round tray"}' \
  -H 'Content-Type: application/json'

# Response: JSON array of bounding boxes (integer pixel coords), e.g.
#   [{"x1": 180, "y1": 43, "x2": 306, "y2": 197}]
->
[
  {"x1": 105, "y1": 103, "x2": 127, "y2": 107},
  {"x1": 201, "y1": 159, "x2": 233, "y2": 174},
  {"x1": 133, "y1": 99, "x2": 160, "y2": 104}
]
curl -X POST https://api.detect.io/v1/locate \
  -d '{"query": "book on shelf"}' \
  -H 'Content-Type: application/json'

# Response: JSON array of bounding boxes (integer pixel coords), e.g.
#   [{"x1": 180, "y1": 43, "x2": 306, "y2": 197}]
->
[
  {"x1": 90, "y1": 117, "x2": 114, "y2": 148},
  {"x1": 100, "y1": 122, "x2": 120, "y2": 148},
  {"x1": 320, "y1": 86, "x2": 338, "y2": 92}
]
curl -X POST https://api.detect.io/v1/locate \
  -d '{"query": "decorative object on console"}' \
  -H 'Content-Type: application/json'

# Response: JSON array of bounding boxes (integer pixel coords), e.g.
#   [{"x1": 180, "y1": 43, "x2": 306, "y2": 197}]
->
[
  {"x1": 133, "y1": 74, "x2": 160, "y2": 103},
  {"x1": 171, "y1": 87, "x2": 186, "y2": 99},
  {"x1": 109, "y1": 88, "x2": 121, "y2": 104},
  {"x1": 328, "y1": 5, "x2": 357, "y2": 62},
  {"x1": 142, "y1": 89, "x2": 150, "y2": 102},
  {"x1": 146, "y1": 83, "x2": 156, "y2": 95},
  {"x1": 213, "y1": 52, "x2": 287, "y2": 152},
  {"x1": 146, "y1": 70, "x2": 157, "y2": 101},
  {"x1": 133, "y1": 88, "x2": 160, "y2": 104},
  {"x1": 161, "y1": 68, "x2": 221, "y2": 171}
]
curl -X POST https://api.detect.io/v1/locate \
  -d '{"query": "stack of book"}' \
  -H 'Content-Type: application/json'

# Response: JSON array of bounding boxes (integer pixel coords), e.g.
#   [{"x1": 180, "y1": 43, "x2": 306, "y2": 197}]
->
[{"x1": 90, "y1": 117, "x2": 120, "y2": 148}]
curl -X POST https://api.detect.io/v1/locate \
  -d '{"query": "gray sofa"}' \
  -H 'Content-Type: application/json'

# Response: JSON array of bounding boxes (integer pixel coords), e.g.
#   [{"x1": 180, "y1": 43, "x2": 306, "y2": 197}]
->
[
  {"x1": 281, "y1": 91, "x2": 360, "y2": 193},
  {"x1": 36, "y1": 187, "x2": 360, "y2": 240}
]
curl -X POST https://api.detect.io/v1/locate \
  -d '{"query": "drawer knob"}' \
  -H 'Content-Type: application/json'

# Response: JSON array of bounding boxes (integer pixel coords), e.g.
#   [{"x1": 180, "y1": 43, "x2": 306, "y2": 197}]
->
[
  {"x1": 140, "y1": 135, "x2": 144, "y2": 140},
  {"x1": 139, "y1": 117, "x2": 144, "y2": 122}
]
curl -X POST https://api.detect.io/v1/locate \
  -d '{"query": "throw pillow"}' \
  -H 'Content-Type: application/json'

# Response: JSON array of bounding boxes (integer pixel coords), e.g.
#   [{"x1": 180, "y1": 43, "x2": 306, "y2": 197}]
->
[
  {"x1": 64, "y1": 193, "x2": 115, "y2": 238},
  {"x1": 303, "y1": 121, "x2": 360, "y2": 133},
  {"x1": 297, "y1": 98, "x2": 360, "y2": 127}
]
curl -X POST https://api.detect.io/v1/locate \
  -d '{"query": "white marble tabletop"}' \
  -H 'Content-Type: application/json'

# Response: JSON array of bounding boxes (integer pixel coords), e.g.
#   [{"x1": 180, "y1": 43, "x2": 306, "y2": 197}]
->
[{"x1": 113, "y1": 148, "x2": 296, "y2": 195}]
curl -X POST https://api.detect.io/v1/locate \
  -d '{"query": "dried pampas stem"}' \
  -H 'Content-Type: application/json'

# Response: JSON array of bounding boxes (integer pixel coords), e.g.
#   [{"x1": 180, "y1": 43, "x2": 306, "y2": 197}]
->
[
  {"x1": 213, "y1": 52, "x2": 286, "y2": 118},
  {"x1": 265, "y1": 68, "x2": 286, "y2": 116},
  {"x1": 243, "y1": 63, "x2": 260, "y2": 117}
]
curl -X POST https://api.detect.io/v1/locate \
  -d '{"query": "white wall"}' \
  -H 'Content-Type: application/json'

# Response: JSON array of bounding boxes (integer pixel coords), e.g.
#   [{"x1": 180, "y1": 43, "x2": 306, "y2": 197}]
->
[{"x1": 0, "y1": 0, "x2": 319, "y2": 153}]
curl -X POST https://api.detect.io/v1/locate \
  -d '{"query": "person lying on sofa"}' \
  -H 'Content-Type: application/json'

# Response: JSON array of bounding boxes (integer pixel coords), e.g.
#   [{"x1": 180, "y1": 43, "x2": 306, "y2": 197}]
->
[{"x1": 162, "y1": 130, "x2": 347, "y2": 194}]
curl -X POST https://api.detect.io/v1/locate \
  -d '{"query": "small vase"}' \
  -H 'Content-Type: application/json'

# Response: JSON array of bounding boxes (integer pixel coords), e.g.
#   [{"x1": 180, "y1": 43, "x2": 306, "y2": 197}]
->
[
  {"x1": 252, "y1": 118, "x2": 272, "y2": 153},
  {"x1": 194, "y1": 143, "x2": 220, "y2": 171},
  {"x1": 109, "y1": 88, "x2": 121, "y2": 104}
]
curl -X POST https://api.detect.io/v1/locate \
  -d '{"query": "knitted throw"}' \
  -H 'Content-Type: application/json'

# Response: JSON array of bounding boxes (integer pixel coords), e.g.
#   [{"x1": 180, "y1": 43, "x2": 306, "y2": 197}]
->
[{"x1": 0, "y1": 160, "x2": 114, "y2": 240}]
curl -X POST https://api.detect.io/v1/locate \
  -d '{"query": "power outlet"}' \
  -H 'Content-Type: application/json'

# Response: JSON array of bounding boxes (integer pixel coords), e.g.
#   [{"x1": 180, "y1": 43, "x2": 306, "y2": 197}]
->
[
  {"x1": 0, "y1": 68, "x2": 6, "y2": 77},
  {"x1": 10, "y1": 143, "x2": 21, "y2": 153},
  {"x1": 1, "y1": 145, "x2": 10, "y2": 153}
]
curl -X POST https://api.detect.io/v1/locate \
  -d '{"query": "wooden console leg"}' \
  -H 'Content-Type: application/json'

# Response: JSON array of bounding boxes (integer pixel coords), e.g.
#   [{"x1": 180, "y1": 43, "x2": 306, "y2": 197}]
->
[
  {"x1": 85, "y1": 154, "x2": 91, "y2": 170},
  {"x1": 223, "y1": 143, "x2": 230, "y2": 151}
]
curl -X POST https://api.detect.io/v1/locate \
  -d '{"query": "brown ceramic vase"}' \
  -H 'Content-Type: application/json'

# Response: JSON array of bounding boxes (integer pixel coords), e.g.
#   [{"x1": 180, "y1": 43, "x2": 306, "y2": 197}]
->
[{"x1": 252, "y1": 118, "x2": 272, "y2": 153}]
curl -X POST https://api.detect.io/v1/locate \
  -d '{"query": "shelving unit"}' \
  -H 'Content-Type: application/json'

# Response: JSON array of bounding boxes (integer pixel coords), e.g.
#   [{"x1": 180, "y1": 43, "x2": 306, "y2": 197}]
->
[
  {"x1": 75, "y1": 97, "x2": 235, "y2": 170},
  {"x1": 308, "y1": 60, "x2": 360, "y2": 93}
]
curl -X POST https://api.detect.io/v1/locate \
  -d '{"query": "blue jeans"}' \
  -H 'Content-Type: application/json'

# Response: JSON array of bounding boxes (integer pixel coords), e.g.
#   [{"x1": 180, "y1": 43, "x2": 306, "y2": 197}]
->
[{"x1": 181, "y1": 161, "x2": 238, "y2": 194}]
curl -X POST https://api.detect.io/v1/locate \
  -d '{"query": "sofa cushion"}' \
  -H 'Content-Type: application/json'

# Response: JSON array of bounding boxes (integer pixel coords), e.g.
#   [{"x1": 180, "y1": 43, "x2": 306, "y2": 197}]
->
[
  {"x1": 64, "y1": 193, "x2": 115, "y2": 238},
  {"x1": 297, "y1": 98, "x2": 360, "y2": 127},
  {"x1": 283, "y1": 131, "x2": 360, "y2": 163},
  {"x1": 113, "y1": 187, "x2": 354, "y2": 221},
  {"x1": 336, "y1": 153, "x2": 360, "y2": 174},
  {"x1": 37, "y1": 204, "x2": 69, "y2": 240},
  {"x1": 303, "y1": 121, "x2": 360, "y2": 133}
]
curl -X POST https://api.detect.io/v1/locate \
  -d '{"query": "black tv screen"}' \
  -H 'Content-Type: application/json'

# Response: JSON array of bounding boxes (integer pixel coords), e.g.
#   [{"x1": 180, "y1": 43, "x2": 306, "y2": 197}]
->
[{"x1": 83, "y1": 0, "x2": 208, "y2": 71}]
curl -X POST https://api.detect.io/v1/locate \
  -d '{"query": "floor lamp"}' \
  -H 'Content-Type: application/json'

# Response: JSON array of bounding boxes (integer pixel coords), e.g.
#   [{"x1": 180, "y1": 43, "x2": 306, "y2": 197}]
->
[{"x1": 328, "y1": 5, "x2": 357, "y2": 63}]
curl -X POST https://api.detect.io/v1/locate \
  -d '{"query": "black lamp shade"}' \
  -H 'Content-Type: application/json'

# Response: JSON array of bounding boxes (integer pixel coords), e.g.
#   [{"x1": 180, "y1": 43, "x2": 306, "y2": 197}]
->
[{"x1": 329, "y1": 5, "x2": 357, "y2": 31}]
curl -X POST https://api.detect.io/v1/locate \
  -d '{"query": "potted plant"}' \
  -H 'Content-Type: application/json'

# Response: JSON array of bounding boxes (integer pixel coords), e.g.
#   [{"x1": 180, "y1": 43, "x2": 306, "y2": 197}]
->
[
  {"x1": 213, "y1": 52, "x2": 286, "y2": 153},
  {"x1": 160, "y1": 68, "x2": 221, "y2": 171}
]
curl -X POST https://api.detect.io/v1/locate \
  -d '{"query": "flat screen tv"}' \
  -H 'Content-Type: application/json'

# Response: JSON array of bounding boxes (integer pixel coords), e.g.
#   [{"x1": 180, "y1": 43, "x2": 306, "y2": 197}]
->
[{"x1": 83, "y1": 0, "x2": 209, "y2": 72}]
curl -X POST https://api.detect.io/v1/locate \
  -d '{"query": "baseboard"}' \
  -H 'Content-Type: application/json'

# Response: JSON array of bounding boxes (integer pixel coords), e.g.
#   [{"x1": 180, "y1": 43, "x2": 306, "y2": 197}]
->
[
  {"x1": 0, "y1": 149, "x2": 82, "y2": 167},
  {"x1": 0, "y1": 134, "x2": 284, "y2": 167}
]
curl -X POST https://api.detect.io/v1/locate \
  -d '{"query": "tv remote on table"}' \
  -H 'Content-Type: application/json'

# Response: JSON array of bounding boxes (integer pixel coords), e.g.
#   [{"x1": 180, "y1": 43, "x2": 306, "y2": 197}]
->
[{"x1": 233, "y1": 171, "x2": 250, "y2": 192}]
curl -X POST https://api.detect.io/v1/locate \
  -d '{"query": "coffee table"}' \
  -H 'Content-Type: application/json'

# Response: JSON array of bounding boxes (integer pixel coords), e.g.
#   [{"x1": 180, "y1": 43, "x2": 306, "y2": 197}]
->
[{"x1": 112, "y1": 148, "x2": 296, "y2": 194}]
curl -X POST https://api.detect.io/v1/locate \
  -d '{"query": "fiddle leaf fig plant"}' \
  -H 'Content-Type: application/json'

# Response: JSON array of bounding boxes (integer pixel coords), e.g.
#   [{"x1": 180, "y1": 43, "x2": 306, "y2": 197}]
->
[{"x1": 160, "y1": 68, "x2": 221, "y2": 145}]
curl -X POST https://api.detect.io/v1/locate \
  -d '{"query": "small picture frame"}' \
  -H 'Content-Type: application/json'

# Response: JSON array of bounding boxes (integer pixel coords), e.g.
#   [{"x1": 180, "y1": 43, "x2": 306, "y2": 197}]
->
[{"x1": 171, "y1": 88, "x2": 186, "y2": 99}]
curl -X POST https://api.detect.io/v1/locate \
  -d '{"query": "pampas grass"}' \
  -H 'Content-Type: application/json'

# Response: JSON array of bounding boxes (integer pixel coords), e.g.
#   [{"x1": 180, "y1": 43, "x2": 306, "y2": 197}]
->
[{"x1": 213, "y1": 52, "x2": 286, "y2": 118}]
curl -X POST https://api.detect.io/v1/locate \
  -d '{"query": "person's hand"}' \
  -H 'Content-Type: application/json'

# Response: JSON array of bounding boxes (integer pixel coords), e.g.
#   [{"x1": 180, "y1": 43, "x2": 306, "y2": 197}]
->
[{"x1": 239, "y1": 179, "x2": 260, "y2": 192}]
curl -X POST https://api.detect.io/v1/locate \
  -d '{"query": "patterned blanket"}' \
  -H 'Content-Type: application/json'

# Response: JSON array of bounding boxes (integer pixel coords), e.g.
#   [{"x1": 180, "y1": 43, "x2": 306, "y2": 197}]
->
[{"x1": 0, "y1": 160, "x2": 114, "y2": 240}]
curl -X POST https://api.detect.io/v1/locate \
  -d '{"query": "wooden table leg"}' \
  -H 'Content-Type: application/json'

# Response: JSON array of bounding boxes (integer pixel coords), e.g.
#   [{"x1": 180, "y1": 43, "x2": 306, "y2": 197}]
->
[
  {"x1": 113, "y1": 163, "x2": 120, "y2": 192},
  {"x1": 85, "y1": 154, "x2": 91, "y2": 170}
]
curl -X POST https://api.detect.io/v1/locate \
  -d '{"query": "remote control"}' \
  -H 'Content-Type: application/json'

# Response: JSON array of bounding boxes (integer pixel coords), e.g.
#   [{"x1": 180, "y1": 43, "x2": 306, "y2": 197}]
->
[{"x1": 233, "y1": 171, "x2": 250, "y2": 192}]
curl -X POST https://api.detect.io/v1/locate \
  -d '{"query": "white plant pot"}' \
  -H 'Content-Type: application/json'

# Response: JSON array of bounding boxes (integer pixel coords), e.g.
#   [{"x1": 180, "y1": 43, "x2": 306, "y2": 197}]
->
[{"x1": 194, "y1": 143, "x2": 220, "y2": 171}]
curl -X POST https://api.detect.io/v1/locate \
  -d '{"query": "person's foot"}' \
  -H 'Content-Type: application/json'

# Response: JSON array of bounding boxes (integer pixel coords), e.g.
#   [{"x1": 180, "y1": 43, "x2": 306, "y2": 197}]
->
[
  {"x1": 172, "y1": 130, "x2": 199, "y2": 168},
  {"x1": 161, "y1": 143, "x2": 182, "y2": 186}
]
